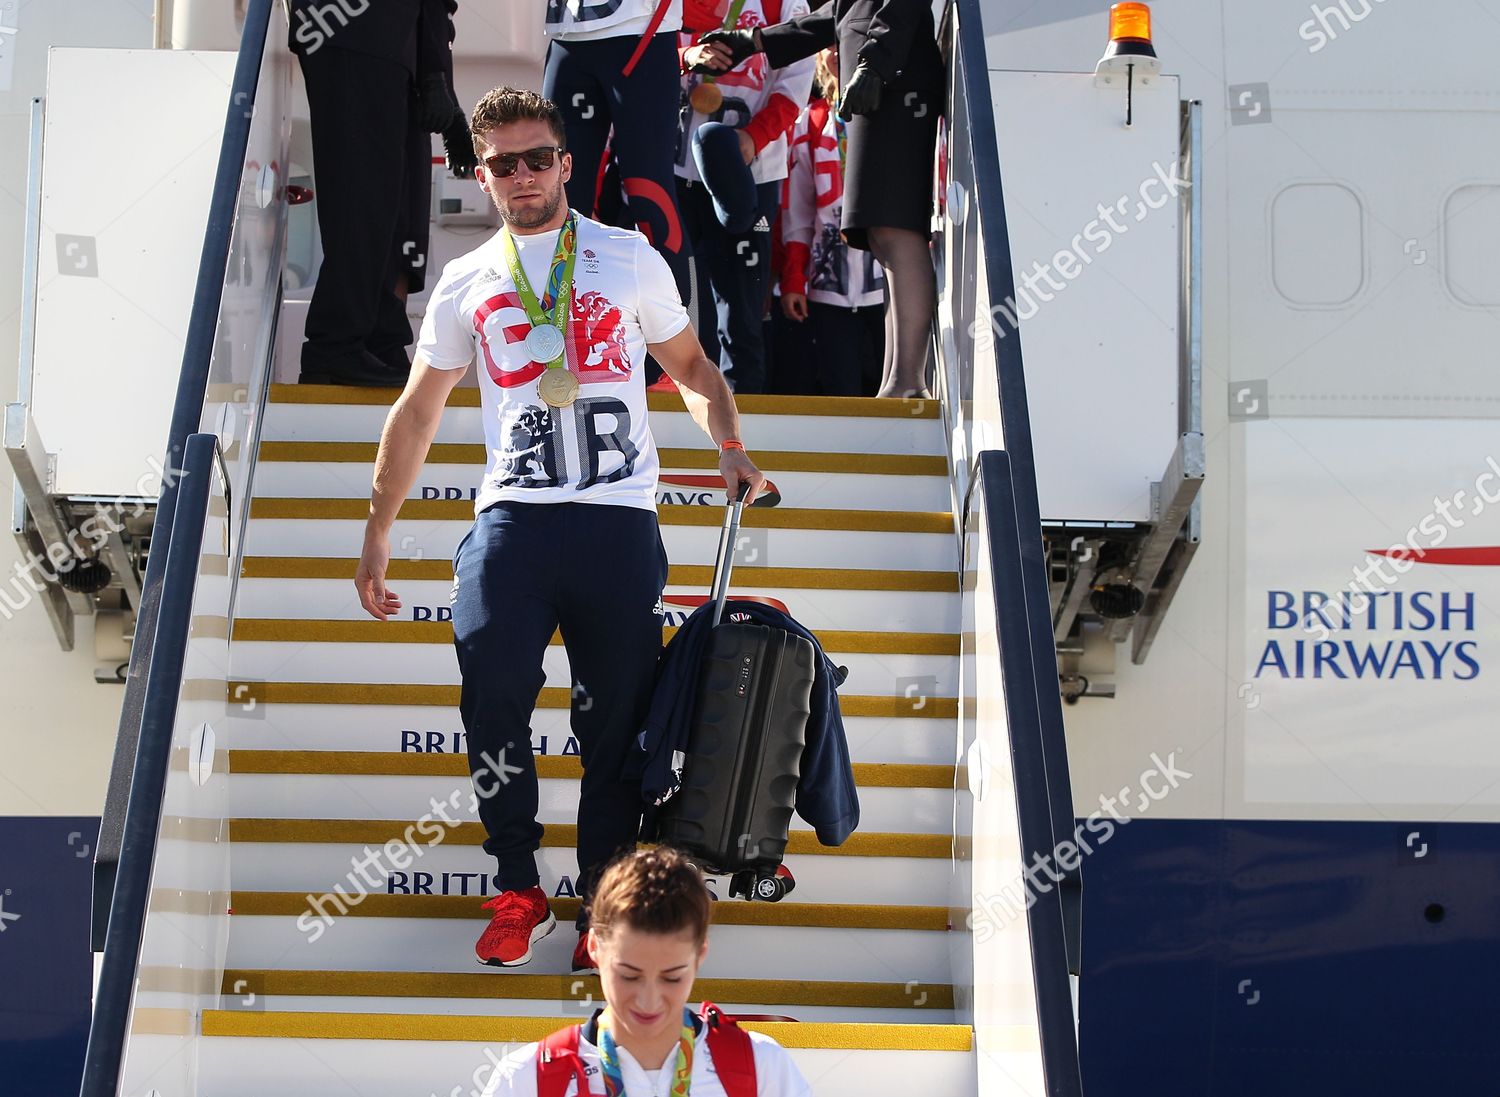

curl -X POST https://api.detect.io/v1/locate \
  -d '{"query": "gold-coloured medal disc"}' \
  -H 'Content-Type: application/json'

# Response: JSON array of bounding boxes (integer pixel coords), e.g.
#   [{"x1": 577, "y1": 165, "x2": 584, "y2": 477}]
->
[
  {"x1": 537, "y1": 369, "x2": 580, "y2": 409},
  {"x1": 690, "y1": 82, "x2": 724, "y2": 114}
]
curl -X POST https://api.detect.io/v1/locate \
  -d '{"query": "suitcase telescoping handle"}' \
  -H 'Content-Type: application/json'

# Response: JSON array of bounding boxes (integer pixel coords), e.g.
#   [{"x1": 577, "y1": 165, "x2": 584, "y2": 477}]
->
[{"x1": 709, "y1": 482, "x2": 752, "y2": 627}]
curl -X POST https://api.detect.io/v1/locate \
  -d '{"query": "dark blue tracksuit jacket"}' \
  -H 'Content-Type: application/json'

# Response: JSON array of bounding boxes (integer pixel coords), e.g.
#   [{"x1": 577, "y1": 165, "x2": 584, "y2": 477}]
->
[{"x1": 627, "y1": 600, "x2": 860, "y2": 847}]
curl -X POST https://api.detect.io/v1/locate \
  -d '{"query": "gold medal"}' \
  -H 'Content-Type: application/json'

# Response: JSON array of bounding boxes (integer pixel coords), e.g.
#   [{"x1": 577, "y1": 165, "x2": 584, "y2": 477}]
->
[
  {"x1": 690, "y1": 82, "x2": 724, "y2": 114},
  {"x1": 537, "y1": 369, "x2": 580, "y2": 409}
]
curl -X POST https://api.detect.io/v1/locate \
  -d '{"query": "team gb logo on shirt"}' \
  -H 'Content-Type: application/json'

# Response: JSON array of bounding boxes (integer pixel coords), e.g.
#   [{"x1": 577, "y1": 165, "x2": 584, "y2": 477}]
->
[{"x1": 471, "y1": 288, "x2": 631, "y2": 388}]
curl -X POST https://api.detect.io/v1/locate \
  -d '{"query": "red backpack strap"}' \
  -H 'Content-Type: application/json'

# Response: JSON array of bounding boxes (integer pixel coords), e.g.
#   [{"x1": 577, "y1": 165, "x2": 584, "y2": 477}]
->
[
  {"x1": 701, "y1": 1002, "x2": 757, "y2": 1097},
  {"x1": 537, "y1": 1025, "x2": 591, "y2": 1097}
]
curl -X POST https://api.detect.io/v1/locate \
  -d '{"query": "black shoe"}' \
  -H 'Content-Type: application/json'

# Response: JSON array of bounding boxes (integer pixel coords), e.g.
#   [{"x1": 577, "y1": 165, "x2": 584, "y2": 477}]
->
[{"x1": 300, "y1": 349, "x2": 406, "y2": 387}]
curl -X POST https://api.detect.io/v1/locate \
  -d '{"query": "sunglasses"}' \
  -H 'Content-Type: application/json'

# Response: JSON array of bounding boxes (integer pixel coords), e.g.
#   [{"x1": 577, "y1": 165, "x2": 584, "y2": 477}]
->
[{"x1": 482, "y1": 145, "x2": 566, "y2": 178}]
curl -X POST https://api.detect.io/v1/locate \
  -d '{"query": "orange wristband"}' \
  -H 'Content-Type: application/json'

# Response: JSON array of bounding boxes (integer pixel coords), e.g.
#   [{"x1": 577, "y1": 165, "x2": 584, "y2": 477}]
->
[{"x1": 720, "y1": 439, "x2": 745, "y2": 452}]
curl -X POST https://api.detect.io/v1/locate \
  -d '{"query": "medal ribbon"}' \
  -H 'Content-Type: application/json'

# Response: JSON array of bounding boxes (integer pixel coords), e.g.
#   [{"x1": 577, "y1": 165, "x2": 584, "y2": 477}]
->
[
  {"x1": 596, "y1": 1007, "x2": 696, "y2": 1097},
  {"x1": 694, "y1": 0, "x2": 750, "y2": 99},
  {"x1": 500, "y1": 210, "x2": 577, "y2": 369}
]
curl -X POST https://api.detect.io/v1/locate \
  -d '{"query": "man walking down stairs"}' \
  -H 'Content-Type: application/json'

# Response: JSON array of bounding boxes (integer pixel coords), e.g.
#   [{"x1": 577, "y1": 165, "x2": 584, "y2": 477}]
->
[{"x1": 351, "y1": 86, "x2": 767, "y2": 974}]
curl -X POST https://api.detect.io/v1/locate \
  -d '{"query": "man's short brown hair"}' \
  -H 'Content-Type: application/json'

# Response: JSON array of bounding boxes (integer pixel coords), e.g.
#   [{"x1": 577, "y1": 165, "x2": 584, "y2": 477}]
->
[
  {"x1": 588, "y1": 846, "x2": 712, "y2": 947},
  {"x1": 470, "y1": 86, "x2": 566, "y2": 155}
]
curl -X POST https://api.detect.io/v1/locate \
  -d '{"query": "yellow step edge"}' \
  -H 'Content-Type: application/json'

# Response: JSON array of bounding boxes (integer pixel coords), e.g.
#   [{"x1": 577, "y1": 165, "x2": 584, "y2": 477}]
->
[
  {"x1": 258, "y1": 441, "x2": 947, "y2": 477},
  {"x1": 249, "y1": 497, "x2": 954, "y2": 534},
  {"x1": 230, "y1": 618, "x2": 959, "y2": 656},
  {"x1": 218, "y1": 969, "x2": 955, "y2": 1010},
  {"x1": 269, "y1": 383, "x2": 940, "y2": 420},
  {"x1": 201, "y1": 1010, "x2": 973, "y2": 1051},
  {"x1": 229, "y1": 892, "x2": 951, "y2": 931},
  {"x1": 223, "y1": 680, "x2": 959, "y2": 719},
  {"x1": 229, "y1": 750, "x2": 956, "y2": 789},
  {"x1": 227, "y1": 818, "x2": 951, "y2": 859},
  {"x1": 241, "y1": 558, "x2": 961, "y2": 592}
]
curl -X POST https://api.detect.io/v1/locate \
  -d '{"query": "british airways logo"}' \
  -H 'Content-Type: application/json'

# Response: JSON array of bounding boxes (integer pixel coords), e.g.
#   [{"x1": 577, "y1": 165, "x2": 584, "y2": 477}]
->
[{"x1": 1253, "y1": 545, "x2": 1499, "y2": 681}]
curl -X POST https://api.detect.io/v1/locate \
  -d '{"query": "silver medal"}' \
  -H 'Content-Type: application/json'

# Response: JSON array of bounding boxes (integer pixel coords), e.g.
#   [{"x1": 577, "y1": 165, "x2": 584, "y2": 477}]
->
[{"x1": 525, "y1": 324, "x2": 566, "y2": 363}]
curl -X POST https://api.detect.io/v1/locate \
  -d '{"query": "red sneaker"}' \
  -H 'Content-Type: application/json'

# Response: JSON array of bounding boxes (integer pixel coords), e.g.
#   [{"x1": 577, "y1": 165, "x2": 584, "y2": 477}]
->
[
  {"x1": 646, "y1": 373, "x2": 679, "y2": 393},
  {"x1": 476, "y1": 886, "x2": 555, "y2": 967},
  {"x1": 571, "y1": 931, "x2": 598, "y2": 975}
]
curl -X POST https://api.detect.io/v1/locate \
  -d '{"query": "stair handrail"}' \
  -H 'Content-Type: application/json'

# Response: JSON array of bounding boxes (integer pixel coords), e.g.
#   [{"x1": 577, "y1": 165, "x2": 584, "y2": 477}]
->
[
  {"x1": 91, "y1": 0, "x2": 282, "y2": 952},
  {"x1": 78, "y1": 433, "x2": 228, "y2": 1096},
  {"x1": 944, "y1": 0, "x2": 1084, "y2": 1092}
]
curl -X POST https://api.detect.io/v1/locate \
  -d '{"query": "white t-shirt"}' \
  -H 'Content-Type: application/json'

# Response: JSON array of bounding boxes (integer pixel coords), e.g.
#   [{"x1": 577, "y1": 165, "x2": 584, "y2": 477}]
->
[
  {"x1": 478, "y1": 1014, "x2": 813, "y2": 1097},
  {"x1": 416, "y1": 213, "x2": 690, "y2": 515},
  {"x1": 546, "y1": 0, "x2": 682, "y2": 41}
]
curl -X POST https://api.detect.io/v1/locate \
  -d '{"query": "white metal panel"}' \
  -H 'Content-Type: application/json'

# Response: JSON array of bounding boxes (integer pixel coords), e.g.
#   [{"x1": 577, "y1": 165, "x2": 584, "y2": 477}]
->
[
  {"x1": 1234, "y1": 418, "x2": 1500, "y2": 821},
  {"x1": 31, "y1": 48, "x2": 237, "y2": 496},
  {"x1": 986, "y1": 70, "x2": 1181, "y2": 522}
]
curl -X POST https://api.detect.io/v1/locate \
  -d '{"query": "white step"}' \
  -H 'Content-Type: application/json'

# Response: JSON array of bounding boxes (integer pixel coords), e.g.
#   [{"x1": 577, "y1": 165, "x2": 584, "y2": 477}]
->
[
  {"x1": 234, "y1": 575, "x2": 960, "y2": 634},
  {"x1": 227, "y1": 773, "x2": 953, "y2": 837},
  {"x1": 226, "y1": 639, "x2": 957, "y2": 700},
  {"x1": 228, "y1": 840, "x2": 951, "y2": 908},
  {"x1": 242, "y1": 514, "x2": 957, "y2": 571},
  {"x1": 253, "y1": 455, "x2": 952, "y2": 514},
  {"x1": 199, "y1": 1024, "x2": 976, "y2": 1097},
  {"x1": 223, "y1": 705, "x2": 958, "y2": 766},
  {"x1": 263, "y1": 385, "x2": 947, "y2": 458},
  {"x1": 225, "y1": 915, "x2": 952, "y2": 985}
]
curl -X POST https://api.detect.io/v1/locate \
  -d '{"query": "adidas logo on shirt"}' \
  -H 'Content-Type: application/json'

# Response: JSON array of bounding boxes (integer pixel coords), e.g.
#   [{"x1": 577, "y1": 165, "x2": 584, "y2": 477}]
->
[{"x1": 752, "y1": 216, "x2": 771, "y2": 232}]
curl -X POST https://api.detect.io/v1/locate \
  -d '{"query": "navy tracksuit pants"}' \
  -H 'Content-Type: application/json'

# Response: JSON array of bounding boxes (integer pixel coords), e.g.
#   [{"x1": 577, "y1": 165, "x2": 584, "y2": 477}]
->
[
  {"x1": 678, "y1": 177, "x2": 780, "y2": 394},
  {"x1": 450, "y1": 501, "x2": 669, "y2": 929},
  {"x1": 543, "y1": 33, "x2": 692, "y2": 305}
]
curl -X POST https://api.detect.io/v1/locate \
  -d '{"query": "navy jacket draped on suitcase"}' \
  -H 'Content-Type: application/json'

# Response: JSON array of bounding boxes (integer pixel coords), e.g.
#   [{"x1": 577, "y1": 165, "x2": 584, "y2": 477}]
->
[{"x1": 630, "y1": 600, "x2": 861, "y2": 847}]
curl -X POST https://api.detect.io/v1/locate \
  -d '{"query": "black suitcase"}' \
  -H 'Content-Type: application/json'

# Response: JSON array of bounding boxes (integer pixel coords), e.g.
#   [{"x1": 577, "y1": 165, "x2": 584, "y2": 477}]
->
[{"x1": 656, "y1": 485, "x2": 816, "y2": 901}]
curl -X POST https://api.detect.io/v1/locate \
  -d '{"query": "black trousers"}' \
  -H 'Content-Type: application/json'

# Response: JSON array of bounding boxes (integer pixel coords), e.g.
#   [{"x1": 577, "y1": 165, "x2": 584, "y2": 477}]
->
[
  {"x1": 299, "y1": 48, "x2": 431, "y2": 372},
  {"x1": 679, "y1": 178, "x2": 779, "y2": 395},
  {"x1": 770, "y1": 299, "x2": 885, "y2": 396}
]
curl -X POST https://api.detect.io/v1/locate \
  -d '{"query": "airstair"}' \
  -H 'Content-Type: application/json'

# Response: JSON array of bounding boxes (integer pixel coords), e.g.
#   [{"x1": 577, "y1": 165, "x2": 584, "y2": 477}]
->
[
  {"x1": 30, "y1": 0, "x2": 1204, "y2": 1093},
  {"x1": 200, "y1": 383, "x2": 971, "y2": 1094}
]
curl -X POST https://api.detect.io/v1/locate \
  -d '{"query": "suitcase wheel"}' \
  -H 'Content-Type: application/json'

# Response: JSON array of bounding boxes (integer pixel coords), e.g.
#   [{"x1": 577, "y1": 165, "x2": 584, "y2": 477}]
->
[{"x1": 732, "y1": 866, "x2": 796, "y2": 902}]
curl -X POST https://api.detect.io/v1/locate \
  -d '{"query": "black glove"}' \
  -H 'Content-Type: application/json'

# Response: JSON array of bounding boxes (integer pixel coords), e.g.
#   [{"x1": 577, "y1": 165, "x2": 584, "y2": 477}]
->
[
  {"x1": 693, "y1": 27, "x2": 761, "y2": 73},
  {"x1": 417, "y1": 73, "x2": 461, "y2": 134},
  {"x1": 442, "y1": 115, "x2": 478, "y2": 179},
  {"x1": 838, "y1": 60, "x2": 884, "y2": 120}
]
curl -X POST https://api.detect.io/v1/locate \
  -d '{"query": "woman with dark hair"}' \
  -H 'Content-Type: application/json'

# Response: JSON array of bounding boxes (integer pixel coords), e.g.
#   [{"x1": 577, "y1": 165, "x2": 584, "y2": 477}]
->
[
  {"x1": 696, "y1": 0, "x2": 942, "y2": 399},
  {"x1": 479, "y1": 846, "x2": 812, "y2": 1096}
]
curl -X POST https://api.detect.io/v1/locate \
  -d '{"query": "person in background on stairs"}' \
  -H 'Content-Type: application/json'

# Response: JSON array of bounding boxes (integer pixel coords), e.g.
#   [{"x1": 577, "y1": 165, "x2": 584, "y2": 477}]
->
[
  {"x1": 479, "y1": 846, "x2": 813, "y2": 1097},
  {"x1": 353, "y1": 87, "x2": 767, "y2": 975},
  {"x1": 291, "y1": 0, "x2": 461, "y2": 387},
  {"x1": 693, "y1": 0, "x2": 941, "y2": 398},
  {"x1": 674, "y1": 0, "x2": 815, "y2": 395},
  {"x1": 776, "y1": 45, "x2": 887, "y2": 396}
]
